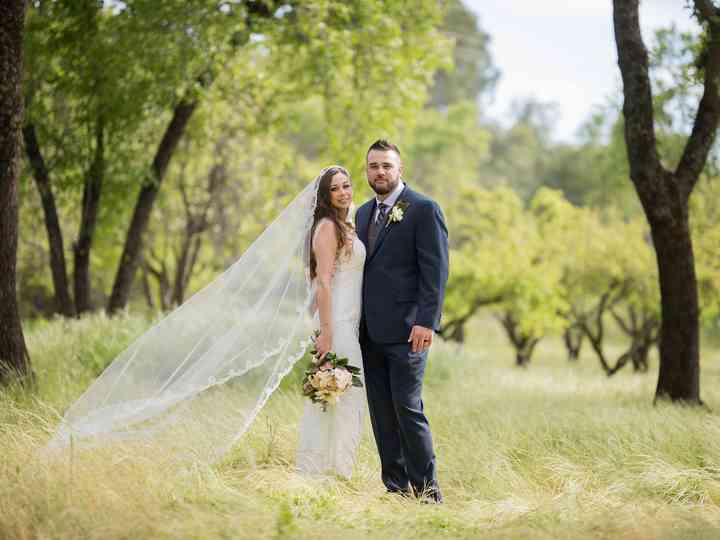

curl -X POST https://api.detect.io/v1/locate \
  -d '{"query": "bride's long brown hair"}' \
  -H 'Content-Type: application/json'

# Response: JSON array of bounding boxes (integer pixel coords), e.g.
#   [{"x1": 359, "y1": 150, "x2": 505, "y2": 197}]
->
[{"x1": 309, "y1": 166, "x2": 352, "y2": 280}]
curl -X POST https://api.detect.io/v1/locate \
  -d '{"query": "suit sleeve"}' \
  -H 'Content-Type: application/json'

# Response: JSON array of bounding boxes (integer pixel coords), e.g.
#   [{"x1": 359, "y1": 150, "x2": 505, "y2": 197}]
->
[{"x1": 414, "y1": 200, "x2": 449, "y2": 330}]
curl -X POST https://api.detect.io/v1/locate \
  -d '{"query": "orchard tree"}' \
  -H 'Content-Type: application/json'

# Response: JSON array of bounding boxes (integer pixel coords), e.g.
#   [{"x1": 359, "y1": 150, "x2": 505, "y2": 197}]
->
[
  {"x1": 530, "y1": 188, "x2": 660, "y2": 374},
  {"x1": 440, "y1": 185, "x2": 523, "y2": 342},
  {"x1": 530, "y1": 188, "x2": 598, "y2": 362},
  {"x1": 497, "y1": 189, "x2": 568, "y2": 367},
  {"x1": 613, "y1": 0, "x2": 720, "y2": 403},
  {"x1": 441, "y1": 185, "x2": 567, "y2": 362}
]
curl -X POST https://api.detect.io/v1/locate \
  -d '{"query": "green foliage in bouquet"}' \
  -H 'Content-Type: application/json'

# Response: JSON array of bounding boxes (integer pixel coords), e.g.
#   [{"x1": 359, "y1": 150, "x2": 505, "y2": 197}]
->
[{"x1": 301, "y1": 331, "x2": 363, "y2": 411}]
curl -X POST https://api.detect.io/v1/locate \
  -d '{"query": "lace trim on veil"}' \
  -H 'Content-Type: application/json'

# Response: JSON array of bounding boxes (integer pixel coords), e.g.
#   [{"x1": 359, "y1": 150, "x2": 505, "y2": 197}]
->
[{"x1": 47, "y1": 170, "x2": 341, "y2": 464}]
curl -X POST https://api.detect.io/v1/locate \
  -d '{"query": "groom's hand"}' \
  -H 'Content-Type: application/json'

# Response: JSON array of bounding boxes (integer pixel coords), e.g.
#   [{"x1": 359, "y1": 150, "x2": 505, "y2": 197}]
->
[{"x1": 408, "y1": 325, "x2": 433, "y2": 353}]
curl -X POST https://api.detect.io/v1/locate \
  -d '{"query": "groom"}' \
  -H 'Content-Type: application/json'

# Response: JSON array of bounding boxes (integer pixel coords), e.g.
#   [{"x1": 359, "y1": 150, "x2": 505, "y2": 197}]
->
[{"x1": 356, "y1": 139, "x2": 449, "y2": 503}]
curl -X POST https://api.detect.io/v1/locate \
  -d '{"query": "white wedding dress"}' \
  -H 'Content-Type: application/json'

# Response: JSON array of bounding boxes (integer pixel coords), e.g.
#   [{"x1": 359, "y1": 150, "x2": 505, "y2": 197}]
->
[{"x1": 296, "y1": 233, "x2": 367, "y2": 478}]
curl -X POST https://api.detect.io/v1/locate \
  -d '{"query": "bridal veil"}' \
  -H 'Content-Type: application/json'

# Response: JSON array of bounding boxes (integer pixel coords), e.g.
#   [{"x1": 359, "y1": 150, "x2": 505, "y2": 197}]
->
[{"x1": 48, "y1": 171, "x2": 333, "y2": 462}]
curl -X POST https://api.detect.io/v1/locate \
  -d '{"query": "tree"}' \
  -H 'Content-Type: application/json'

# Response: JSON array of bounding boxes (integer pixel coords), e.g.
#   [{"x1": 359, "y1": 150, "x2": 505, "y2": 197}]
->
[
  {"x1": 481, "y1": 98, "x2": 560, "y2": 201},
  {"x1": 568, "y1": 218, "x2": 659, "y2": 376},
  {"x1": 612, "y1": 0, "x2": 720, "y2": 403},
  {"x1": 439, "y1": 185, "x2": 523, "y2": 342},
  {"x1": 495, "y1": 189, "x2": 568, "y2": 366},
  {"x1": 0, "y1": 0, "x2": 32, "y2": 384},
  {"x1": 428, "y1": 0, "x2": 499, "y2": 109},
  {"x1": 440, "y1": 185, "x2": 567, "y2": 360},
  {"x1": 404, "y1": 100, "x2": 491, "y2": 199},
  {"x1": 22, "y1": 1, "x2": 449, "y2": 317},
  {"x1": 139, "y1": 115, "x2": 312, "y2": 311},
  {"x1": 23, "y1": 1, "x2": 212, "y2": 315}
]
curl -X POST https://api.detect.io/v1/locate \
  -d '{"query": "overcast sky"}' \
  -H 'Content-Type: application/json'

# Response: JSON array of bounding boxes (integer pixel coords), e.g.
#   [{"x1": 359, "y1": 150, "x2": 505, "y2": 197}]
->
[{"x1": 464, "y1": 1, "x2": 700, "y2": 141}]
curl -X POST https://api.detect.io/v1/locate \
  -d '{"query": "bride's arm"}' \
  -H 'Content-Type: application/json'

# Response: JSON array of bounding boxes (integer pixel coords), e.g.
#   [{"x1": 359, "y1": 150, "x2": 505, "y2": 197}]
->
[{"x1": 313, "y1": 220, "x2": 338, "y2": 359}]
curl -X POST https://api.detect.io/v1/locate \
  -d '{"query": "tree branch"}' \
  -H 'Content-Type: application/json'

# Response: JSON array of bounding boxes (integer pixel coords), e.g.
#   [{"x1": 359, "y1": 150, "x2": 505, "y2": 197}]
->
[
  {"x1": 694, "y1": 0, "x2": 720, "y2": 20},
  {"x1": 610, "y1": 306, "x2": 632, "y2": 335},
  {"x1": 612, "y1": 0, "x2": 667, "y2": 204},
  {"x1": 676, "y1": 0, "x2": 720, "y2": 197}
]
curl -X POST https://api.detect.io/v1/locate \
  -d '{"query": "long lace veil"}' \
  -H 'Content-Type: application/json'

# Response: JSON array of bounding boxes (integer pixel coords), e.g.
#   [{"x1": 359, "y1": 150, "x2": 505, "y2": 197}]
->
[{"x1": 47, "y1": 171, "x2": 329, "y2": 462}]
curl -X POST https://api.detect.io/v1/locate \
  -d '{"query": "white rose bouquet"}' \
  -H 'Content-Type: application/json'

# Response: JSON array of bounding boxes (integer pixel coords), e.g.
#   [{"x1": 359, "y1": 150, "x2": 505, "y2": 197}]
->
[{"x1": 301, "y1": 330, "x2": 363, "y2": 411}]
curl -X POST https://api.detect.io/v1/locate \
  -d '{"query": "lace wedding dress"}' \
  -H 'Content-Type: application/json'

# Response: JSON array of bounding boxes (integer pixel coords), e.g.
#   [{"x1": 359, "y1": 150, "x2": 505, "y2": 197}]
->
[{"x1": 296, "y1": 234, "x2": 367, "y2": 478}]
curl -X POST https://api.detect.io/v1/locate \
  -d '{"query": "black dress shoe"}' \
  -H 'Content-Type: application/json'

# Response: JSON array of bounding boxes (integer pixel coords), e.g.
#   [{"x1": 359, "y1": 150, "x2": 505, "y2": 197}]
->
[
  {"x1": 419, "y1": 493, "x2": 443, "y2": 504},
  {"x1": 413, "y1": 485, "x2": 443, "y2": 504}
]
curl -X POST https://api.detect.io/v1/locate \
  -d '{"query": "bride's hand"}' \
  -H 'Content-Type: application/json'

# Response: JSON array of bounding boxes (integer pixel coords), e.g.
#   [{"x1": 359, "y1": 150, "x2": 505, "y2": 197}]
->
[{"x1": 316, "y1": 327, "x2": 332, "y2": 360}]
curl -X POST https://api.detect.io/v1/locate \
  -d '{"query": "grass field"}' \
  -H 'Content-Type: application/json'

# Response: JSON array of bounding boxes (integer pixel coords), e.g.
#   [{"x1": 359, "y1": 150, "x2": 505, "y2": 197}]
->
[{"x1": 1, "y1": 312, "x2": 719, "y2": 539}]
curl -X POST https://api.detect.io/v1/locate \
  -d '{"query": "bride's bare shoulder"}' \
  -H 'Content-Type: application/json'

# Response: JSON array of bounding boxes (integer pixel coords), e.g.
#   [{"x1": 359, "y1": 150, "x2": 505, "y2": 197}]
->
[{"x1": 313, "y1": 219, "x2": 339, "y2": 248}]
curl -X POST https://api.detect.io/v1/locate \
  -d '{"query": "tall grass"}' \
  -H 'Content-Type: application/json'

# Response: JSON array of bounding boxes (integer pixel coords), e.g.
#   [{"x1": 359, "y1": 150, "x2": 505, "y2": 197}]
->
[{"x1": 1, "y1": 312, "x2": 719, "y2": 539}]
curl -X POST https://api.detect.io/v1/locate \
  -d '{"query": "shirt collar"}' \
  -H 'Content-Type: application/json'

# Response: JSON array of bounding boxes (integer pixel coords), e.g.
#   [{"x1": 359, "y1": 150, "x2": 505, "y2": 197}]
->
[{"x1": 376, "y1": 180, "x2": 405, "y2": 209}]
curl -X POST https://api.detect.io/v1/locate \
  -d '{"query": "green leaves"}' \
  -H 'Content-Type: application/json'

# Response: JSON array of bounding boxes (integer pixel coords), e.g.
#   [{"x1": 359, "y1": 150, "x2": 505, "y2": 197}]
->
[
  {"x1": 440, "y1": 181, "x2": 669, "y2": 370},
  {"x1": 265, "y1": 0, "x2": 450, "y2": 171},
  {"x1": 301, "y1": 330, "x2": 363, "y2": 411},
  {"x1": 691, "y1": 177, "x2": 720, "y2": 323},
  {"x1": 20, "y1": 0, "x2": 451, "y2": 314}
]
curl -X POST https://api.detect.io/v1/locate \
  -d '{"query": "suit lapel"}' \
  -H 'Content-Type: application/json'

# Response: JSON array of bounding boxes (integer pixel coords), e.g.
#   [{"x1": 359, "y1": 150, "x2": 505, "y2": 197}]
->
[{"x1": 367, "y1": 185, "x2": 410, "y2": 264}]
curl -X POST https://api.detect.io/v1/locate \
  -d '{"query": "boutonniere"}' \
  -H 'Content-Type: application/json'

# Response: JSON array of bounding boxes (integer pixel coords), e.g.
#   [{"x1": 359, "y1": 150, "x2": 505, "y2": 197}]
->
[{"x1": 387, "y1": 200, "x2": 410, "y2": 225}]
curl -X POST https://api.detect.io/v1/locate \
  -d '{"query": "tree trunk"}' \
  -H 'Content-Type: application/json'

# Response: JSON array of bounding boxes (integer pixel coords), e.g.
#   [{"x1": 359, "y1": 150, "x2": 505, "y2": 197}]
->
[
  {"x1": 172, "y1": 233, "x2": 204, "y2": 306},
  {"x1": 107, "y1": 99, "x2": 197, "y2": 314},
  {"x1": 0, "y1": 0, "x2": 32, "y2": 384},
  {"x1": 146, "y1": 257, "x2": 172, "y2": 311},
  {"x1": 613, "y1": 0, "x2": 720, "y2": 403},
  {"x1": 499, "y1": 312, "x2": 540, "y2": 367},
  {"x1": 650, "y1": 216, "x2": 700, "y2": 399},
  {"x1": 563, "y1": 324, "x2": 583, "y2": 361},
  {"x1": 610, "y1": 305, "x2": 658, "y2": 373},
  {"x1": 73, "y1": 115, "x2": 105, "y2": 315},
  {"x1": 446, "y1": 322, "x2": 465, "y2": 343},
  {"x1": 23, "y1": 123, "x2": 74, "y2": 316},
  {"x1": 575, "y1": 286, "x2": 623, "y2": 375},
  {"x1": 169, "y1": 160, "x2": 224, "y2": 306},
  {"x1": 438, "y1": 294, "x2": 504, "y2": 343},
  {"x1": 140, "y1": 259, "x2": 156, "y2": 311},
  {"x1": 515, "y1": 339, "x2": 539, "y2": 368},
  {"x1": 634, "y1": 339, "x2": 652, "y2": 373}
]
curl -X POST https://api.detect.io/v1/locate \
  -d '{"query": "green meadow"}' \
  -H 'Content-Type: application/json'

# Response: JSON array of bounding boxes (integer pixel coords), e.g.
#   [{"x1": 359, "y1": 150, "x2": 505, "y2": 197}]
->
[{"x1": 1, "y1": 312, "x2": 719, "y2": 539}]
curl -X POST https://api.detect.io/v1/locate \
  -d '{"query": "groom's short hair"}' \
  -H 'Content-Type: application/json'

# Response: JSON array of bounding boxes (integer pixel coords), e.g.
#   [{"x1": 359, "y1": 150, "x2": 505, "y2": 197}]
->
[{"x1": 367, "y1": 139, "x2": 401, "y2": 157}]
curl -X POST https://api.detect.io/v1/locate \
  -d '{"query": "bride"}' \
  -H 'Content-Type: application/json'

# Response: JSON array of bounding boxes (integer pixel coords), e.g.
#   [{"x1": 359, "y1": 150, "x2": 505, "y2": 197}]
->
[
  {"x1": 296, "y1": 166, "x2": 366, "y2": 478},
  {"x1": 48, "y1": 166, "x2": 366, "y2": 478}
]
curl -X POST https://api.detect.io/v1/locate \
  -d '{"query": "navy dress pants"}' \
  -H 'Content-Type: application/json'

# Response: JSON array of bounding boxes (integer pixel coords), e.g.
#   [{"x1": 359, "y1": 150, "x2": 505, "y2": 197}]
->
[{"x1": 360, "y1": 324, "x2": 441, "y2": 501}]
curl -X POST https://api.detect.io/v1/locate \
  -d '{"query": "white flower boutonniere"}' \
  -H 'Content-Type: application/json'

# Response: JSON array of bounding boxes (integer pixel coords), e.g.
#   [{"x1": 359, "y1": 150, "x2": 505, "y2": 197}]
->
[
  {"x1": 387, "y1": 200, "x2": 410, "y2": 225},
  {"x1": 389, "y1": 206, "x2": 404, "y2": 223}
]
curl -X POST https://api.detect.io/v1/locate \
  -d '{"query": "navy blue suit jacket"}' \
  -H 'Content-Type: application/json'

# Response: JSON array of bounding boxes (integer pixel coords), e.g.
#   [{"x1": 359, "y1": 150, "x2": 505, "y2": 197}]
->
[{"x1": 356, "y1": 185, "x2": 449, "y2": 344}]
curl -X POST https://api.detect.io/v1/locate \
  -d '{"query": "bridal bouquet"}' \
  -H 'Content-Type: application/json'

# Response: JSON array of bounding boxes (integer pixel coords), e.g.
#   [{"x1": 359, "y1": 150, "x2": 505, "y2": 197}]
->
[{"x1": 302, "y1": 331, "x2": 363, "y2": 411}]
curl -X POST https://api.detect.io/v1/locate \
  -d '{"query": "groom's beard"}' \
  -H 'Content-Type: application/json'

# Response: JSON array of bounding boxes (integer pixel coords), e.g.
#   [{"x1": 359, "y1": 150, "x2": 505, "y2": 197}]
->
[{"x1": 369, "y1": 176, "x2": 399, "y2": 195}]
